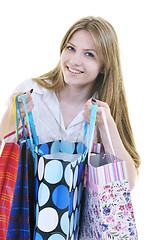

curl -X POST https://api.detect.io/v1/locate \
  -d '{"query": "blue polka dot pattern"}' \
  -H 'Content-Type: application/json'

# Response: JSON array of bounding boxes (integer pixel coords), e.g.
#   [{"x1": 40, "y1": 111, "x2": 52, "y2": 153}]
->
[
  {"x1": 35, "y1": 178, "x2": 39, "y2": 202},
  {"x1": 48, "y1": 234, "x2": 65, "y2": 240},
  {"x1": 76, "y1": 142, "x2": 85, "y2": 154},
  {"x1": 38, "y1": 143, "x2": 49, "y2": 155},
  {"x1": 74, "y1": 207, "x2": 78, "y2": 231},
  {"x1": 77, "y1": 162, "x2": 83, "y2": 184},
  {"x1": 36, "y1": 203, "x2": 39, "y2": 226},
  {"x1": 60, "y1": 211, "x2": 69, "y2": 235},
  {"x1": 34, "y1": 232, "x2": 43, "y2": 240},
  {"x1": 38, "y1": 183, "x2": 50, "y2": 207},
  {"x1": 50, "y1": 141, "x2": 60, "y2": 154},
  {"x1": 52, "y1": 185, "x2": 69, "y2": 209},
  {"x1": 73, "y1": 166, "x2": 78, "y2": 189},
  {"x1": 34, "y1": 153, "x2": 38, "y2": 175},
  {"x1": 60, "y1": 141, "x2": 75, "y2": 154},
  {"x1": 78, "y1": 182, "x2": 82, "y2": 206},
  {"x1": 70, "y1": 212, "x2": 74, "y2": 237},
  {"x1": 74, "y1": 228, "x2": 78, "y2": 240},
  {"x1": 44, "y1": 160, "x2": 63, "y2": 184},
  {"x1": 34, "y1": 140, "x2": 87, "y2": 239},
  {"x1": 69, "y1": 191, "x2": 73, "y2": 216},
  {"x1": 64, "y1": 164, "x2": 73, "y2": 187}
]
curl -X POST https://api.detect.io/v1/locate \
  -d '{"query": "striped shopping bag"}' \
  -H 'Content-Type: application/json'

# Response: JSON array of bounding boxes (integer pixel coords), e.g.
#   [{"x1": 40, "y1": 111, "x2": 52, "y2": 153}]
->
[
  {"x1": 79, "y1": 108, "x2": 138, "y2": 240},
  {"x1": 0, "y1": 142, "x2": 20, "y2": 239},
  {"x1": 0, "y1": 95, "x2": 36, "y2": 239},
  {"x1": 6, "y1": 139, "x2": 34, "y2": 240}
]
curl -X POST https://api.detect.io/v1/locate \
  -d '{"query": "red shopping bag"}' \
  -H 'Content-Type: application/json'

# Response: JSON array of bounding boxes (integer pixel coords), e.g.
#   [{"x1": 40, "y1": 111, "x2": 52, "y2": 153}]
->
[
  {"x1": 0, "y1": 98, "x2": 20, "y2": 239},
  {"x1": 0, "y1": 94, "x2": 35, "y2": 240},
  {"x1": 0, "y1": 143, "x2": 20, "y2": 239}
]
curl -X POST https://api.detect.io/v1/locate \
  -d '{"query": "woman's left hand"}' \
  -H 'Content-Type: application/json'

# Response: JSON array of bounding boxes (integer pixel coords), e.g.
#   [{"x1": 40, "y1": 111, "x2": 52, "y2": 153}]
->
[
  {"x1": 83, "y1": 98, "x2": 114, "y2": 127},
  {"x1": 84, "y1": 99, "x2": 137, "y2": 191}
]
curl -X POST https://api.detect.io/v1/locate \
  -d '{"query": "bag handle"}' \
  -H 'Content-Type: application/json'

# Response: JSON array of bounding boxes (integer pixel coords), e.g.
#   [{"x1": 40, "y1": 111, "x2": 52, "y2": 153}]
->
[
  {"x1": 28, "y1": 111, "x2": 39, "y2": 146},
  {"x1": 17, "y1": 94, "x2": 38, "y2": 145},
  {"x1": 20, "y1": 95, "x2": 97, "y2": 160},
  {"x1": 100, "y1": 107, "x2": 115, "y2": 155},
  {"x1": 15, "y1": 95, "x2": 28, "y2": 143},
  {"x1": 20, "y1": 94, "x2": 36, "y2": 157},
  {"x1": 4, "y1": 94, "x2": 19, "y2": 141},
  {"x1": 88, "y1": 106, "x2": 116, "y2": 164},
  {"x1": 81, "y1": 104, "x2": 98, "y2": 162}
]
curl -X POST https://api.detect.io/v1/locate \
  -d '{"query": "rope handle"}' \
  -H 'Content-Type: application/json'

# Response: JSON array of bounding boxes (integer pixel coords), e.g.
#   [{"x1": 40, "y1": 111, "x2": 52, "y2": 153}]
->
[
  {"x1": 81, "y1": 104, "x2": 98, "y2": 162},
  {"x1": 4, "y1": 94, "x2": 19, "y2": 141},
  {"x1": 88, "y1": 106, "x2": 116, "y2": 164}
]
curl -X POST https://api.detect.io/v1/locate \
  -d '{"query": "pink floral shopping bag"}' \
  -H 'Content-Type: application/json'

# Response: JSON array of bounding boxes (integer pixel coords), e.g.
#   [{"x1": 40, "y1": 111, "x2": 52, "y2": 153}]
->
[{"x1": 79, "y1": 108, "x2": 138, "y2": 240}]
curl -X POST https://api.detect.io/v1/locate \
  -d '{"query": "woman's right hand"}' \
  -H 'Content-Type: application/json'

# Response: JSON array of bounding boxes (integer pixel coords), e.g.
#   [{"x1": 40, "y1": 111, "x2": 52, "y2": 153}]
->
[
  {"x1": 9, "y1": 89, "x2": 34, "y2": 120},
  {"x1": 0, "y1": 89, "x2": 34, "y2": 142}
]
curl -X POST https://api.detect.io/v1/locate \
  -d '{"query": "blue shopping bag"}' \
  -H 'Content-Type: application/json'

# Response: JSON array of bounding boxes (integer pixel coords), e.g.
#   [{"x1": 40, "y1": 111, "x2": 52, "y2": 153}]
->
[
  {"x1": 20, "y1": 95, "x2": 98, "y2": 240},
  {"x1": 34, "y1": 109, "x2": 97, "y2": 240},
  {"x1": 34, "y1": 141, "x2": 88, "y2": 240}
]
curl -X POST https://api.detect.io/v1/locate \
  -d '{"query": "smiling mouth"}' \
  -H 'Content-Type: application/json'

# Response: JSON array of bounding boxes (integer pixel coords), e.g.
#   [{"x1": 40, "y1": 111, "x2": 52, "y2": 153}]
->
[{"x1": 67, "y1": 66, "x2": 83, "y2": 74}]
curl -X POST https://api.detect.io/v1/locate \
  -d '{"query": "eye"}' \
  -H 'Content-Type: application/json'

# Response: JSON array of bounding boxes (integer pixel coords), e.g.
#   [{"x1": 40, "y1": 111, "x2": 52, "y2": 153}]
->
[
  {"x1": 66, "y1": 45, "x2": 75, "y2": 51},
  {"x1": 85, "y1": 52, "x2": 94, "y2": 57}
]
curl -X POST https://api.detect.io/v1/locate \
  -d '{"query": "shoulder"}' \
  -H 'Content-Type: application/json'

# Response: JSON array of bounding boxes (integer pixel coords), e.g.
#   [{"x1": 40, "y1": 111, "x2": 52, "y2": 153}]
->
[
  {"x1": 14, "y1": 78, "x2": 44, "y2": 94},
  {"x1": 12, "y1": 78, "x2": 57, "y2": 104},
  {"x1": 13, "y1": 78, "x2": 55, "y2": 96}
]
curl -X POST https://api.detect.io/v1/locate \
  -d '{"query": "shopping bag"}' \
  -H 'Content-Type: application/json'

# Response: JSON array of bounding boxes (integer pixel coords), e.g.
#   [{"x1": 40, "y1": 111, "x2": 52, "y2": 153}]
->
[
  {"x1": 6, "y1": 139, "x2": 32, "y2": 240},
  {"x1": 12, "y1": 95, "x2": 38, "y2": 240},
  {"x1": 0, "y1": 96, "x2": 22, "y2": 239},
  {"x1": 79, "y1": 107, "x2": 138, "y2": 240},
  {"x1": 0, "y1": 140, "x2": 20, "y2": 239},
  {"x1": 0, "y1": 95, "x2": 36, "y2": 240},
  {"x1": 21, "y1": 102, "x2": 98, "y2": 240}
]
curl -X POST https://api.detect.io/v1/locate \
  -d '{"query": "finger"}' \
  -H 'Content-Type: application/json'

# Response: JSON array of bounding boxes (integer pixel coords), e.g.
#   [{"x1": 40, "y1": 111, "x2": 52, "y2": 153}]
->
[
  {"x1": 10, "y1": 92, "x2": 23, "y2": 103},
  {"x1": 92, "y1": 98, "x2": 106, "y2": 107},
  {"x1": 19, "y1": 100, "x2": 34, "y2": 113},
  {"x1": 92, "y1": 98, "x2": 110, "y2": 111},
  {"x1": 17, "y1": 89, "x2": 33, "y2": 103},
  {"x1": 17, "y1": 103, "x2": 34, "y2": 119},
  {"x1": 17, "y1": 111, "x2": 26, "y2": 120},
  {"x1": 96, "y1": 108, "x2": 103, "y2": 116},
  {"x1": 25, "y1": 90, "x2": 33, "y2": 102},
  {"x1": 83, "y1": 107, "x2": 90, "y2": 124}
]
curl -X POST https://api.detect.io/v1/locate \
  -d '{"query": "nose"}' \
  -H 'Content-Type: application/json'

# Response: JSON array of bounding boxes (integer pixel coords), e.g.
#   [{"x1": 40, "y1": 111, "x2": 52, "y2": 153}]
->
[{"x1": 69, "y1": 52, "x2": 82, "y2": 66}]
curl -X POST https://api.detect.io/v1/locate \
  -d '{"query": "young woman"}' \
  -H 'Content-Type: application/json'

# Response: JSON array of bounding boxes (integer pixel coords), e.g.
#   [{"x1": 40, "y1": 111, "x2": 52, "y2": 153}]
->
[{"x1": 0, "y1": 16, "x2": 140, "y2": 190}]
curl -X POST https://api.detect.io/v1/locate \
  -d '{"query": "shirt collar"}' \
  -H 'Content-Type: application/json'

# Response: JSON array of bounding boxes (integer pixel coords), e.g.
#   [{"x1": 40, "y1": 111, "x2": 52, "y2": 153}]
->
[{"x1": 42, "y1": 88, "x2": 84, "y2": 129}]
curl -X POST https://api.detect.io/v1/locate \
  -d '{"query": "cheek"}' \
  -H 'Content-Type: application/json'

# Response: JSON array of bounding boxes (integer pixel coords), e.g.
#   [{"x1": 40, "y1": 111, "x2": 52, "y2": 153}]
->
[
  {"x1": 87, "y1": 59, "x2": 101, "y2": 73},
  {"x1": 60, "y1": 58, "x2": 64, "y2": 72},
  {"x1": 60, "y1": 51, "x2": 68, "y2": 68},
  {"x1": 88, "y1": 64, "x2": 101, "y2": 79}
]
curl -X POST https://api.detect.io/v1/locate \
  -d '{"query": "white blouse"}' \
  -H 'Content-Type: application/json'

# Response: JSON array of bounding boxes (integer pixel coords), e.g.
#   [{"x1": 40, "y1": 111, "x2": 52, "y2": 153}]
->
[{"x1": 11, "y1": 79, "x2": 94, "y2": 144}]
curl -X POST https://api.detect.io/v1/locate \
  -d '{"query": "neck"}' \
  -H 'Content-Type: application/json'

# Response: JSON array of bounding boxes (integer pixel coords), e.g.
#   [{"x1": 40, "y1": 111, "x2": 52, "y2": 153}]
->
[{"x1": 57, "y1": 84, "x2": 92, "y2": 105}]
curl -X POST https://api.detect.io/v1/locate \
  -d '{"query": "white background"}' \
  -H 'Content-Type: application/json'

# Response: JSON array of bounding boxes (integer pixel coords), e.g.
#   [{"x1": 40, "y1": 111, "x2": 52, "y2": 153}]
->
[{"x1": 0, "y1": 0, "x2": 155, "y2": 239}]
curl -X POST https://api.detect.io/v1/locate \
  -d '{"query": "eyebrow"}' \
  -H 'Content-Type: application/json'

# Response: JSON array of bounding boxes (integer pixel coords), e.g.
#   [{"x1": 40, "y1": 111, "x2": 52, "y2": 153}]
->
[{"x1": 67, "y1": 41, "x2": 98, "y2": 54}]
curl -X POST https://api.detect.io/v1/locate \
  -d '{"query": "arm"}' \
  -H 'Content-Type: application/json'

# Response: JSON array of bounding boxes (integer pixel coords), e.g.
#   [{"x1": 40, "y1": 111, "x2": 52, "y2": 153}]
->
[{"x1": 83, "y1": 98, "x2": 137, "y2": 191}]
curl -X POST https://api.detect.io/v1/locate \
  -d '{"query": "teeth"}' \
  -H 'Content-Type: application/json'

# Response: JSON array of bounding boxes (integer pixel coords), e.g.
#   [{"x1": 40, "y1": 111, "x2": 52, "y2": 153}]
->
[{"x1": 68, "y1": 67, "x2": 82, "y2": 74}]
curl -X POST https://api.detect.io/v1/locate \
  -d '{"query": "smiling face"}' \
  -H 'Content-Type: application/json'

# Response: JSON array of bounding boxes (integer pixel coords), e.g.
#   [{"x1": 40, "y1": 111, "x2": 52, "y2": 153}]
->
[{"x1": 60, "y1": 29, "x2": 102, "y2": 89}]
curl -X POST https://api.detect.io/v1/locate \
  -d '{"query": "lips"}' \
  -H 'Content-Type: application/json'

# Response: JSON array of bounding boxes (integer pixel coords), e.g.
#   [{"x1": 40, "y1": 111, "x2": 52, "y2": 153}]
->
[{"x1": 67, "y1": 66, "x2": 83, "y2": 74}]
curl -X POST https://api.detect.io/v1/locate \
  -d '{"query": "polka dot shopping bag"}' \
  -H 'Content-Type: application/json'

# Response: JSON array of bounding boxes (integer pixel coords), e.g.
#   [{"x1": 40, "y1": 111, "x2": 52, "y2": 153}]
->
[{"x1": 31, "y1": 105, "x2": 98, "y2": 240}]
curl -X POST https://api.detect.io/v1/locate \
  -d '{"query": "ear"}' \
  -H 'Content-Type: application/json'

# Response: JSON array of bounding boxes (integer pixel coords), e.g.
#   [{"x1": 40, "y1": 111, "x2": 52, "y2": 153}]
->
[
  {"x1": 99, "y1": 64, "x2": 104, "y2": 74},
  {"x1": 99, "y1": 68, "x2": 104, "y2": 74}
]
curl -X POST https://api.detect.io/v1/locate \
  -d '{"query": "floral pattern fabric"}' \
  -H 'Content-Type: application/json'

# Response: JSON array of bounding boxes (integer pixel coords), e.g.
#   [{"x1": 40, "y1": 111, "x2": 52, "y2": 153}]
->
[{"x1": 79, "y1": 180, "x2": 138, "y2": 240}]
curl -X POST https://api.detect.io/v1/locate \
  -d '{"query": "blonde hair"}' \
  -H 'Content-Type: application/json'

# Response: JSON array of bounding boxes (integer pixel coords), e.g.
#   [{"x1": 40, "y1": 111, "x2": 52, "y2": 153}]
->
[{"x1": 33, "y1": 16, "x2": 141, "y2": 171}]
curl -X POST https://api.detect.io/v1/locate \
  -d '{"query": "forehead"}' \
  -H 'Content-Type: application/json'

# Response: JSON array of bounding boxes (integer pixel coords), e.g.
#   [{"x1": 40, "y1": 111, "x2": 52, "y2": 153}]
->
[{"x1": 69, "y1": 29, "x2": 97, "y2": 50}]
